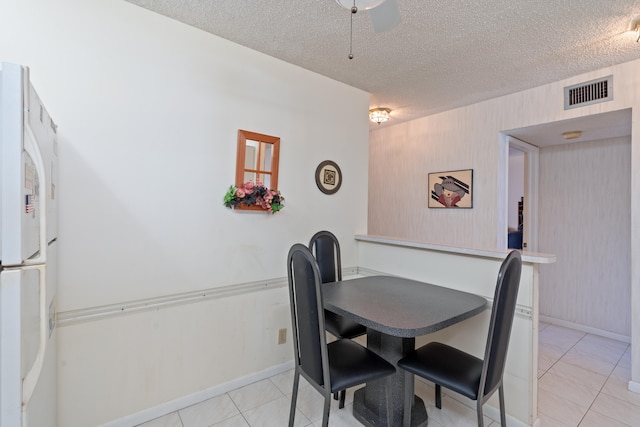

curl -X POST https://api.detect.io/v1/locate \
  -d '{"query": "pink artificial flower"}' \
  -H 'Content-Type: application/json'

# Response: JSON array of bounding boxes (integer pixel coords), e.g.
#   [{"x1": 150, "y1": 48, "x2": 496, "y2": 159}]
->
[
  {"x1": 243, "y1": 181, "x2": 255, "y2": 195},
  {"x1": 235, "y1": 188, "x2": 246, "y2": 198}
]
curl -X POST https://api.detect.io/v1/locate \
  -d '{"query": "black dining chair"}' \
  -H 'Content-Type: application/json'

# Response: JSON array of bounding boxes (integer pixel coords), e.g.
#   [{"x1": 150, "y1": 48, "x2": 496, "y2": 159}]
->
[
  {"x1": 309, "y1": 231, "x2": 367, "y2": 340},
  {"x1": 397, "y1": 250, "x2": 522, "y2": 427},
  {"x1": 309, "y1": 230, "x2": 367, "y2": 407},
  {"x1": 287, "y1": 244, "x2": 396, "y2": 427}
]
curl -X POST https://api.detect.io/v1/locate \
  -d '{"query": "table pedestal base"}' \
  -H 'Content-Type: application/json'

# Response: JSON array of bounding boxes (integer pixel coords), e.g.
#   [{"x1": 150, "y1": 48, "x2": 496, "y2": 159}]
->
[
  {"x1": 350, "y1": 331, "x2": 429, "y2": 426},
  {"x1": 353, "y1": 388, "x2": 428, "y2": 427}
]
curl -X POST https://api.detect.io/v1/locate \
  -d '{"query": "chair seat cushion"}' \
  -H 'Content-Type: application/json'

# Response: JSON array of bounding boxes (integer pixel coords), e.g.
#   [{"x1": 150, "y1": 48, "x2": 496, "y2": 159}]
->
[
  {"x1": 328, "y1": 339, "x2": 395, "y2": 393},
  {"x1": 325, "y1": 310, "x2": 367, "y2": 339},
  {"x1": 398, "y1": 342, "x2": 483, "y2": 400}
]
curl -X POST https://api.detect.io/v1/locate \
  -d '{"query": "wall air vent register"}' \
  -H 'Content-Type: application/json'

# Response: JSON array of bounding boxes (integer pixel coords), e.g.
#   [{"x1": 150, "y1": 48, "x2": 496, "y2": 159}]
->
[{"x1": 564, "y1": 75, "x2": 613, "y2": 110}]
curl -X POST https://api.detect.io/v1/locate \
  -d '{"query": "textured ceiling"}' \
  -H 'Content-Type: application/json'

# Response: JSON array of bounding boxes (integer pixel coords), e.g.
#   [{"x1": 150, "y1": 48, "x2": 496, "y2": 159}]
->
[{"x1": 125, "y1": 0, "x2": 640, "y2": 130}]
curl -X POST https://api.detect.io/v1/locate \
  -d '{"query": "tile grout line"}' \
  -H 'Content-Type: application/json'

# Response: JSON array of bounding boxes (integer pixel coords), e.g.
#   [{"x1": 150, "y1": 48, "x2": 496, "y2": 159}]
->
[
  {"x1": 570, "y1": 332, "x2": 610, "y2": 427},
  {"x1": 580, "y1": 341, "x2": 638, "y2": 427},
  {"x1": 227, "y1": 391, "x2": 246, "y2": 427},
  {"x1": 538, "y1": 331, "x2": 591, "y2": 427},
  {"x1": 560, "y1": 335, "x2": 631, "y2": 427},
  {"x1": 538, "y1": 330, "x2": 587, "y2": 380},
  {"x1": 176, "y1": 409, "x2": 186, "y2": 427}
]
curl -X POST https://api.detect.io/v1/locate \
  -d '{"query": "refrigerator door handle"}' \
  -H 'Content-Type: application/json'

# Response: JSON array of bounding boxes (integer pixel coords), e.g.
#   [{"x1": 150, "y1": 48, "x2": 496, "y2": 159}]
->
[
  {"x1": 22, "y1": 115, "x2": 47, "y2": 266},
  {"x1": 20, "y1": 264, "x2": 48, "y2": 418}
]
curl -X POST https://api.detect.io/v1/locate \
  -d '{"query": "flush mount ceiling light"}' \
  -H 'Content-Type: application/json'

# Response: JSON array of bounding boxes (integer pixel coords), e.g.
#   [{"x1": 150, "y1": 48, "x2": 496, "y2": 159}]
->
[
  {"x1": 562, "y1": 130, "x2": 582, "y2": 140},
  {"x1": 369, "y1": 108, "x2": 391, "y2": 124}
]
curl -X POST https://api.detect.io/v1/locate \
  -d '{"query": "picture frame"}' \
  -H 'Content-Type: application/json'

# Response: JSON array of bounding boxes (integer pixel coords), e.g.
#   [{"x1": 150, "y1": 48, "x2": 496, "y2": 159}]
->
[
  {"x1": 428, "y1": 169, "x2": 473, "y2": 208},
  {"x1": 315, "y1": 160, "x2": 342, "y2": 195}
]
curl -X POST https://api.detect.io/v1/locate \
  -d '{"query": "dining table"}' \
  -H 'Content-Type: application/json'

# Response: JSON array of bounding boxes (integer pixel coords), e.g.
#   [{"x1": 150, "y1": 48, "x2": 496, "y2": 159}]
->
[{"x1": 322, "y1": 275, "x2": 488, "y2": 427}]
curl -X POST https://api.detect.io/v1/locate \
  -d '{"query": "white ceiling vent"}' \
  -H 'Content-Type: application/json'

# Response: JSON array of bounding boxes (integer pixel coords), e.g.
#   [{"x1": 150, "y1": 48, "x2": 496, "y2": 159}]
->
[{"x1": 564, "y1": 76, "x2": 613, "y2": 110}]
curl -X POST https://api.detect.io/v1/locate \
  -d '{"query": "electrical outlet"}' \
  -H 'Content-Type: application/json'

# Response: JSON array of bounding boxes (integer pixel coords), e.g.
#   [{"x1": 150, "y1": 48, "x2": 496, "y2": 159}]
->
[{"x1": 278, "y1": 328, "x2": 287, "y2": 344}]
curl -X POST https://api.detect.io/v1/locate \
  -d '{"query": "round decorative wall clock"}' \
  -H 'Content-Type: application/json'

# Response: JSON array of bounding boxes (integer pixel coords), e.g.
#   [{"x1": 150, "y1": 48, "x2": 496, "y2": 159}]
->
[{"x1": 315, "y1": 160, "x2": 342, "y2": 195}]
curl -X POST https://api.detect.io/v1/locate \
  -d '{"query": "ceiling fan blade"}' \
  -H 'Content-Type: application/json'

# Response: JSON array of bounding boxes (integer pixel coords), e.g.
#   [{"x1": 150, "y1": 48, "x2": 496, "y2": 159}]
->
[{"x1": 369, "y1": 0, "x2": 400, "y2": 33}]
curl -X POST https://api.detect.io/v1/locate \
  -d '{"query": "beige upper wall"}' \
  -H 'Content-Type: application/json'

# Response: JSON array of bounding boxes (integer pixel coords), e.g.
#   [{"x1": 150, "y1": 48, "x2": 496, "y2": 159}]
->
[
  {"x1": 538, "y1": 136, "x2": 631, "y2": 336},
  {"x1": 368, "y1": 105, "x2": 503, "y2": 247},
  {"x1": 368, "y1": 60, "x2": 640, "y2": 248},
  {"x1": 368, "y1": 58, "x2": 640, "y2": 383}
]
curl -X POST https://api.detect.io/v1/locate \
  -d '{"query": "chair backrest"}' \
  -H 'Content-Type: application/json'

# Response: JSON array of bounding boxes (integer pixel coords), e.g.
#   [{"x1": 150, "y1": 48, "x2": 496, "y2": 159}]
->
[
  {"x1": 309, "y1": 231, "x2": 342, "y2": 283},
  {"x1": 287, "y1": 243, "x2": 330, "y2": 388},
  {"x1": 480, "y1": 250, "x2": 522, "y2": 397}
]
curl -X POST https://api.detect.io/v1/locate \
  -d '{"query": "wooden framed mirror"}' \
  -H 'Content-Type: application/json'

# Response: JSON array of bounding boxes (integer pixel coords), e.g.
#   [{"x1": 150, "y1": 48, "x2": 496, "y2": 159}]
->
[{"x1": 236, "y1": 130, "x2": 280, "y2": 189}]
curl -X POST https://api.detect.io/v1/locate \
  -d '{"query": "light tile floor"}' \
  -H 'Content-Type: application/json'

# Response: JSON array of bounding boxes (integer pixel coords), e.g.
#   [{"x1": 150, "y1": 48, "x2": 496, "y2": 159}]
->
[
  {"x1": 537, "y1": 322, "x2": 637, "y2": 427},
  {"x1": 138, "y1": 323, "x2": 637, "y2": 427}
]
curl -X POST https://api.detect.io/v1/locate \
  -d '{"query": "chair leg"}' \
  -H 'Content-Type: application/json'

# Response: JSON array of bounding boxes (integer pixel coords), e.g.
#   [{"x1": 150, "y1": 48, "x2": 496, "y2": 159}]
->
[
  {"x1": 333, "y1": 391, "x2": 339, "y2": 400},
  {"x1": 339, "y1": 389, "x2": 346, "y2": 409},
  {"x1": 403, "y1": 370, "x2": 414, "y2": 427},
  {"x1": 435, "y1": 383, "x2": 442, "y2": 409},
  {"x1": 321, "y1": 393, "x2": 331, "y2": 427},
  {"x1": 499, "y1": 385, "x2": 506, "y2": 426},
  {"x1": 289, "y1": 372, "x2": 300, "y2": 427},
  {"x1": 477, "y1": 400, "x2": 484, "y2": 427}
]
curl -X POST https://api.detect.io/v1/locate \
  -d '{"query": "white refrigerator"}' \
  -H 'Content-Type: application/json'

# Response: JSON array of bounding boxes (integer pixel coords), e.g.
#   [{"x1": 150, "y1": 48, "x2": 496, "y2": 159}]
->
[{"x1": 1, "y1": 62, "x2": 58, "y2": 427}]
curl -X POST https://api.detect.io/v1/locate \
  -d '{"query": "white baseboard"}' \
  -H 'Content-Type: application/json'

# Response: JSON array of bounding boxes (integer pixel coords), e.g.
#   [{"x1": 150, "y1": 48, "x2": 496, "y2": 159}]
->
[
  {"x1": 539, "y1": 315, "x2": 631, "y2": 343},
  {"x1": 99, "y1": 360, "x2": 294, "y2": 427},
  {"x1": 628, "y1": 380, "x2": 640, "y2": 394}
]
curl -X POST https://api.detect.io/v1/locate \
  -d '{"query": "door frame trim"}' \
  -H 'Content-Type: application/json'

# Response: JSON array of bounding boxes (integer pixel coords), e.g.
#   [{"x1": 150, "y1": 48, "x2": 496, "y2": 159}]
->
[{"x1": 498, "y1": 134, "x2": 539, "y2": 251}]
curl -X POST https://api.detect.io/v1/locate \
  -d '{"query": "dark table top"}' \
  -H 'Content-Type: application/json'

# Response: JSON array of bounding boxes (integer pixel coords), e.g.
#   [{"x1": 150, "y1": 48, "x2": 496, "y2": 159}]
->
[{"x1": 322, "y1": 275, "x2": 488, "y2": 338}]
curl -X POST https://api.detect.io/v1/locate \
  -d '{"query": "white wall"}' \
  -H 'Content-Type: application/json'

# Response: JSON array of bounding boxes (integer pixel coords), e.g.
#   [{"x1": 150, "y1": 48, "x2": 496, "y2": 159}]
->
[
  {"x1": 538, "y1": 136, "x2": 631, "y2": 336},
  {"x1": 1, "y1": 0, "x2": 370, "y2": 425},
  {"x1": 1, "y1": 0, "x2": 370, "y2": 311}
]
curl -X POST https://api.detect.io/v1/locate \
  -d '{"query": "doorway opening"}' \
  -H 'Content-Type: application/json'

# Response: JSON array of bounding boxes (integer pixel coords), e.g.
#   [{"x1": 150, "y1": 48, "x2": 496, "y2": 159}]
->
[
  {"x1": 502, "y1": 110, "x2": 632, "y2": 335},
  {"x1": 506, "y1": 137, "x2": 538, "y2": 252},
  {"x1": 497, "y1": 134, "x2": 539, "y2": 251}
]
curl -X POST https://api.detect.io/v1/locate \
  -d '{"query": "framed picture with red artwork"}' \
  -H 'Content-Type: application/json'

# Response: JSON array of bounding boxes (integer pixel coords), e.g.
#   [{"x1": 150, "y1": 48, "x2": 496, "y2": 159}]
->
[{"x1": 428, "y1": 169, "x2": 473, "y2": 208}]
